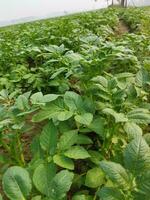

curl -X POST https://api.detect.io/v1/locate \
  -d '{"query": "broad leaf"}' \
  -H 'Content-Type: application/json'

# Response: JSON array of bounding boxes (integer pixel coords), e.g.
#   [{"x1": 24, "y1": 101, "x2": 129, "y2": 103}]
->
[
  {"x1": 32, "y1": 99, "x2": 73, "y2": 122},
  {"x1": 76, "y1": 134, "x2": 93, "y2": 145},
  {"x1": 16, "y1": 95, "x2": 29, "y2": 110},
  {"x1": 53, "y1": 154, "x2": 74, "y2": 170},
  {"x1": 31, "y1": 196, "x2": 41, "y2": 200},
  {"x1": 127, "y1": 109, "x2": 150, "y2": 124},
  {"x1": 103, "y1": 108, "x2": 128, "y2": 123},
  {"x1": 31, "y1": 92, "x2": 59, "y2": 105},
  {"x1": 72, "y1": 194, "x2": 93, "y2": 200},
  {"x1": 2, "y1": 166, "x2": 32, "y2": 200},
  {"x1": 88, "y1": 117, "x2": 105, "y2": 138},
  {"x1": 64, "y1": 146, "x2": 91, "y2": 159},
  {"x1": 33, "y1": 163, "x2": 56, "y2": 196},
  {"x1": 124, "y1": 122, "x2": 142, "y2": 140},
  {"x1": 100, "y1": 161, "x2": 129, "y2": 188},
  {"x1": 40, "y1": 121, "x2": 58, "y2": 155},
  {"x1": 124, "y1": 136, "x2": 150, "y2": 174},
  {"x1": 75, "y1": 113, "x2": 93, "y2": 126},
  {"x1": 49, "y1": 170, "x2": 74, "y2": 199},
  {"x1": 85, "y1": 167, "x2": 105, "y2": 188},
  {"x1": 97, "y1": 187, "x2": 125, "y2": 200},
  {"x1": 58, "y1": 130, "x2": 78, "y2": 151},
  {"x1": 64, "y1": 91, "x2": 83, "y2": 112}
]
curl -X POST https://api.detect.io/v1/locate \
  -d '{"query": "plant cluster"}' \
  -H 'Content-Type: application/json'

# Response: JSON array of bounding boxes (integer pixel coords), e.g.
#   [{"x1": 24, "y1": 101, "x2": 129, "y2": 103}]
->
[{"x1": 0, "y1": 7, "x2": 150, "y2": 200}]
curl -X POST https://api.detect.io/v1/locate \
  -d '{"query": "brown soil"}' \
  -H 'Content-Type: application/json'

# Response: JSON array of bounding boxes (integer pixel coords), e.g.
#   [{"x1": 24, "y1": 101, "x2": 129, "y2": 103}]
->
[{"x1": 115, "y1": 20, "x2": 129, "y2": 35}]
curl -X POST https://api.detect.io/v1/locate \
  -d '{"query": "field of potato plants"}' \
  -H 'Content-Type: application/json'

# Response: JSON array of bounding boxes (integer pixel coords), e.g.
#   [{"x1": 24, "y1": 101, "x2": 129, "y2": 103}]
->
[{"x1": 0, "y1": 7, "x2": 150, "y2": 200}]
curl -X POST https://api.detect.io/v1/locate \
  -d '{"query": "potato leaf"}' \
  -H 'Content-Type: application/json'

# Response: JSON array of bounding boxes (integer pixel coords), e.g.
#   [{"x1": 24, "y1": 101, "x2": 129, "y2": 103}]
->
[{"x1": 2, "y1": 166, "x2": 32, "y2": 200}]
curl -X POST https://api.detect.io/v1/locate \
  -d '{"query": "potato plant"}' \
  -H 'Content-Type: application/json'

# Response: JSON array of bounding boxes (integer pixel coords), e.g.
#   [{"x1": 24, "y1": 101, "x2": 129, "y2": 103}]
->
[{"x1": 0, "y1": 6, "x2": 150, "y2": 200}]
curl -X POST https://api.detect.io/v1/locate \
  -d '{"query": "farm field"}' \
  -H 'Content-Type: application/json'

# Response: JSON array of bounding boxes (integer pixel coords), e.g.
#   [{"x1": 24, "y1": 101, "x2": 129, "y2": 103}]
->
[{"x1": 0, "y1": 7, "x2": 150, "y2": 200}]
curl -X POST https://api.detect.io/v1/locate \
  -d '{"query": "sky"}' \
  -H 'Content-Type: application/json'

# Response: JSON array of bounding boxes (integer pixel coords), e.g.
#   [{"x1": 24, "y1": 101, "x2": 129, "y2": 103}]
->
[
  {"x1": 0, "y1": 0, "x2": 108, "y2": 22},
  {"x1": 0, "y1": 0, "x2": 149, "y2": 22}
]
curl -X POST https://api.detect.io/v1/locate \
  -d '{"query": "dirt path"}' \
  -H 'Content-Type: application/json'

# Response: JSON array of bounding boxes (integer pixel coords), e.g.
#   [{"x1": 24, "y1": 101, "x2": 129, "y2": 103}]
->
[{"x1": 115, "y1": 20, "x2": 129, "y2": 35}]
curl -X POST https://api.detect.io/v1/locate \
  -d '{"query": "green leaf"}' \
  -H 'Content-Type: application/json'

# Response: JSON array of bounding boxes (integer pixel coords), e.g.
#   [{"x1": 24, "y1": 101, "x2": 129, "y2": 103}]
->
[
  {"x1": 100, "y1": 161, "x2": 129, "y2": 188},
  {"x1": 75, "y1": 113, "x2": 93, "y2": 126},
  {"x1": 127, "y1": 109, "x2": 150, "y2": 124},
  {"x1": 88, "y1": 117, "x2": 105, "y2": 137},
  {"x1": 0, "y1": 194, "x2": 3, "y2": 200},
  {"x1": 2, "y1": 166, "x2": 32, "y2": 200},
  {"x1": 92, "y1": 76, "x2": 108, "y2": 88},
  {"x1": 32, "y1": 99, "x2": 73, "y2": 122},
  {"x1": 136, "y1": 171, "x2": 150, "y2": 197},
  {"x1": 30, "y1": 92, "x2": 43, "y2": 104},
  {"x1": 30, "y1": 92, "x2": 59, "y2": 105},
  {"x1": 49, "y1": 170, "x2": 74, "y2": 199},
  {"x1": 64, "y1": 146, "x2": 91, "y2": 159},
  {"x1": 57, "y1": 110, "x2": 73, "y2": 121},
  {"x1": 31, "y1": 196, "x2": 41, "y2": 200},
  {"x1": 124, "y1": 136, "x2": 150, "y2": 175},
  {"x1": 33, "y1": 163, "x2": 56, "y2": 196},
  {"x1": 88, "y1": 150, "x2": 103, "y2": 165},
  {"x1": 40, "y1": 121, "x2": 58, "y2": 155},
  {"x1": 53, "y1": 154, "x2": 74, "y2": 170},
  {"x1": 72, "y1": 194, "x2": 92, "y2": 200},
  {"x1": 16, "y1": 95, "x2": 29, "y2": 110},
  {"x1": 144, "y1": 133, "x2": 150, "y2": 146},
  {"x1": 76, "y1": 135, "x2": 93, "y2": 145},
  {"x1": 97, "y1": 187, "x2": 125, "y2": 200},
  {"x1": 103, "y1": 108, "x2": 128, "y2": 123},
  {"x1": 58, "y1": 130, "x2": 78, "y2": 151},
  {"x1": 85, "y1": 167, "x2": 105, "y2": 188},
  {"x1": 124, "y1": 122, "x2": 142, "y2": 140},
  {"x1": 42, "y1": 94, "x2": 59, "y2": 103},
  {"x1": 64, "y1": 91, "x2": 83, "y2": 112}
]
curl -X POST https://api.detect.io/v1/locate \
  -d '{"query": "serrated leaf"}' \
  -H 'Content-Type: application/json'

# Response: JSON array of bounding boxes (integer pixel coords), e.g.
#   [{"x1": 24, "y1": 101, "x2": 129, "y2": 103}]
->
[
  {"x1": 53, "y1": 154, "x2": 74, "y2": 170},
  {"x1": 85, "y1": 167, "x2": 105, "y2": 188},
  {"x1": 75, "y1": 113, "x2": 93, "y2": 126},
  {"x1": 49, "y1": 170, "x2": 74, "y2": 199},
  {"x1": 100, "y1": 161, "x2": 129, "y2": 188},
  {"x1": 124, "y1": 136, "x2": 150, "y2": 175},
  {"x1": 2, "y1": 166, "x2": 32, "y2": 200},
  {"x1": 33, "y1": 163, "x2": 56, "y2": 196},
  {"x1": 40, "y1": 121, "x2": 58, "y2": 155},
  {"x1": 64, "y1": 146, "x2": 91, "y2": 159}
]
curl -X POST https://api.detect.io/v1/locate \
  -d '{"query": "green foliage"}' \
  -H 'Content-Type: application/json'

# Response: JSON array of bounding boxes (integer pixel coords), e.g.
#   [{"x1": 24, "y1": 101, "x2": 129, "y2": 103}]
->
[
  {"x1": 99, "y1": 136, "x2": 150, "y2": 200},
  {"x1": 0, "y1": 6, "x2": 150, "y2": 200},
  {"x1": 2, "y1": 167, "x2": 32, "y2": 200}
]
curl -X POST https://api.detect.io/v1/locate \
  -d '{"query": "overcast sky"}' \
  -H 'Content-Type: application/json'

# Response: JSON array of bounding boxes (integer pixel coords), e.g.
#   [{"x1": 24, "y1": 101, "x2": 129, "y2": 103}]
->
[
  {"x1": 0, "y1": 0, "x2": 148, "y2": 22},
  {"x1": 0, "y1": 0, "x2": 108, "y2": 21}
]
